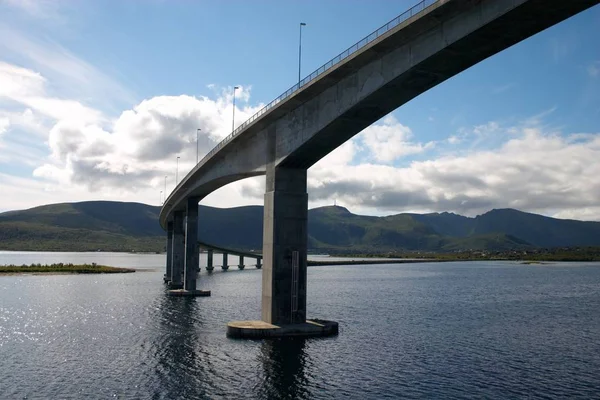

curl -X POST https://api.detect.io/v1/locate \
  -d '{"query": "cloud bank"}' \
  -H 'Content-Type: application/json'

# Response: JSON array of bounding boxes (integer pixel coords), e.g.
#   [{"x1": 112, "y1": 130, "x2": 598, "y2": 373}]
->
[{"x1": 1, "y1": 60, "x2": 599, "y2": 220}]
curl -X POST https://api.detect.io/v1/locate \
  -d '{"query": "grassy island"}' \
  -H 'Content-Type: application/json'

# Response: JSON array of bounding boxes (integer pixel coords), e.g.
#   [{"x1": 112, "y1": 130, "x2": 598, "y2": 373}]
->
[{"x1": 0, "y1": 263, "x2": 135, "y2": 274}]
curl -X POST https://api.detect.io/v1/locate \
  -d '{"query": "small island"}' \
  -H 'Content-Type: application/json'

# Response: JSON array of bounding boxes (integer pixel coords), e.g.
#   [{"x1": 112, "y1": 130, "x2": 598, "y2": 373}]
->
[{"x1": 0, "y1": 263, "x2": 135, "y2": 275}]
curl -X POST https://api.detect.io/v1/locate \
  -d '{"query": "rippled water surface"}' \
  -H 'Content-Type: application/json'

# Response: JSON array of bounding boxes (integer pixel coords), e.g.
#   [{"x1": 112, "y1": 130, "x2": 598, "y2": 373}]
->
[{"x1": 1, "y1": 252, "x2": 600, "y2": 399}]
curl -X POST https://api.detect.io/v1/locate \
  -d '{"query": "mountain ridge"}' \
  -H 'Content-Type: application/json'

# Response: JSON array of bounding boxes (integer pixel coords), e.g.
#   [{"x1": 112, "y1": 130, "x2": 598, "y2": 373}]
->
[{"x1": 1, "y1": 201, "x2": 599, "y2": 252}]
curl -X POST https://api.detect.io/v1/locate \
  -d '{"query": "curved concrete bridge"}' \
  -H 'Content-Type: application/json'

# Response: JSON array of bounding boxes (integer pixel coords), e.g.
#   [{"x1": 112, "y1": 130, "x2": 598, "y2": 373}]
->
[{"x1": 160, "y1": 0, "x2": 599, "y2": 332}]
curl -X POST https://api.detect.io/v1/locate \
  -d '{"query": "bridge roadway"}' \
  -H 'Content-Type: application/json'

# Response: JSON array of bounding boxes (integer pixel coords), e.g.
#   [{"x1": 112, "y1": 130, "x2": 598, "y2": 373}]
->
[{"x1": 160, "y1": 0, "x2": 599, "y2": 335}]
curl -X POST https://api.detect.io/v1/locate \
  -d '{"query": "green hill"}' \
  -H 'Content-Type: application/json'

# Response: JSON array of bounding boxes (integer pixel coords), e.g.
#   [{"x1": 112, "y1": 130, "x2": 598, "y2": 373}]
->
[
  {"x1": 0, "y1": 202, "x2": 164, "y2": 251},
  {"x1": 471, "y1": 209, "x2": 600, "y2": 247},
  {"x1": 1, "y1": 201, "x2": 599, "y2": 253}
]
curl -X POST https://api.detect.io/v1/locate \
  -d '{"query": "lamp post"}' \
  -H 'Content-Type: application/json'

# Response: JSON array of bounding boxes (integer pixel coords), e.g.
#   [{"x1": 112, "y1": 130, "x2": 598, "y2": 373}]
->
[
  {"x1": 176, "y1": 156, "x2": 180, "y2": 185},
  {"x1": 196, "y1": 128, "x2": 201, "y2": 164},
  {"x1": 160, "y1": 190, "x2": 163, "y2": 205},
  {"x1": 164, "y1": 175, "x2": 167, "y2": 199},
  {"x1": 232, "y1": 86, "x2": 239, "y2": 133},
  {"x1": 299, "y1": 22, "x2": 307, "y2": 86}
]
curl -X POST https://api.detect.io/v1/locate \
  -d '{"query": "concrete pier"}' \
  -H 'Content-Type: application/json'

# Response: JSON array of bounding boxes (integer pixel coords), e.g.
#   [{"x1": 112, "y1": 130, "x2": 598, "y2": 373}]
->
[
  {"x1": 227, "y1": 319, "x2": 338, "y2": 339},
  {"x1": 169, "y1": 211, "x2": 184, "y2": 289},
  {"x1": 206, "y1": 249, "x2": 214, "y2": 272},
  {"x1": 256, "y1": 257, "x2": 262, "y2": 269},
  {"x1": 169, "y1": 289, "x2": 211, "y2": 297},
  {"x1": 163, "y1": 221, "x2": 173, "y2": 283},
  {"x1": 183, "y1": 198, "x2": 199, "y2": 290},
  {"x1": 228, "y1": 166, "x2": 337, "y2": 338},
  {"x1": 168, "y1": 199, "x2": 210, "y2": 297},
  {"x1": 222, "y1": 252, "x2": 229, "y2": 271},
  {"x1": 262, "y1": 167, "x2": 308, "y2": 325},
  {"x1": 238, "y1": 255, "x2": 245, "y2": 270}
]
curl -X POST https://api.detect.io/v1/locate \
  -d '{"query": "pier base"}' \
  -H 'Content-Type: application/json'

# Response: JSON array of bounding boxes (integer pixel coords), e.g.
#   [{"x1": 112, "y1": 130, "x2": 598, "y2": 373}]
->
[
  {"x1": 226, "y1": 319, "x2": 338, "y2": 339},
  {"x1": 206, "y1": 266, "x2": 214, "y2": 272},
  {"x1": 168, "y1": 289, "x2": 211, "y2": 297},
  {"x1": 167, "y1": 282, "x2": 183, "y2": 290}
]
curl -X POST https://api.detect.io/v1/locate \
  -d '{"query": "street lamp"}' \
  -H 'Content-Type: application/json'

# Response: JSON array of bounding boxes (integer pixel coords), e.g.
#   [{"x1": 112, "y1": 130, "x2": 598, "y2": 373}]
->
[
  {"x1": 196, "y1": 128, "x2": 201, "y2": 164},
  {"x1": 164, "y1": 175, "x2": 167, "y2": 199},
  {"x1": 160, "y1": 190, "x2": 163, "y2": 205},
  {"x1": 232, "y1": 86, "x2": 239, "y2": 133},
  {"x1": 176, "y1": 156, "x2": 180, "y2": 185},
  {"x1": 299, "y1": 22, "x2": 307, "y2": 86}
]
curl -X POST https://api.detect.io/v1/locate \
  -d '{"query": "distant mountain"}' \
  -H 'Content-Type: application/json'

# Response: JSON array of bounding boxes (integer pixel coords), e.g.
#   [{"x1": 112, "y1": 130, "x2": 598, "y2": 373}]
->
[
  {"x1": 471, "y1": 209, "x2": 600, "y2": 247},
  {"x1": 0, "y1": 202, "x2": 164, "y2": 252},
  {"x1": 409, "y1": 212, "x2": 473, "y2": 237},
  {"x1": 1, "y1": 201, "x2": 600, "y2": 253}
]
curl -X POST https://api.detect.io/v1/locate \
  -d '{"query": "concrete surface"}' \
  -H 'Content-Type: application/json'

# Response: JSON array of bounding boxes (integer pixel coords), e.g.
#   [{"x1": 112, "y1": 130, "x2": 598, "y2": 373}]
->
[
  {"x1": 170, "y1": 211, "x2": 185, "y2": 287},
  {"x1": 165, "y1": 221, "x2": 173, "y2": 281},
  {"x1": 226, "y1": 319, "x2": 339, "y2": 339},
  {"x1": 206, "y1": 249, "x2": 214, "y2": 271},
  {"x1": 167, "y1": 289, "x2": 211, "y2": 297},
  {"x1": 222, "y1": 252, "x2": 229, "y2": 271},
  {"x1": 262, "y1": 167, "x2": 308, "y2": 325},
  {"x1": 183, "y1": 197, "x2": 200, "y2": 291}
]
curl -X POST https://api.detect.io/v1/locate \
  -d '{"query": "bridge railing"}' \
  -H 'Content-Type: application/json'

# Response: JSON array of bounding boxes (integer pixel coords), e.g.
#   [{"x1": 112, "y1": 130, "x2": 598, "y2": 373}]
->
[{"x1": 190, "y1": 0, "x2": 438, "y2": 178}]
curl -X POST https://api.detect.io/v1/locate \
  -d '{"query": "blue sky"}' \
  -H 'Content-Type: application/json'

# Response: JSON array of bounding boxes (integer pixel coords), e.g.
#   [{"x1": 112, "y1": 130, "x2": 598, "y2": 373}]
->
[{"x1": 0, "y1": 1, "x2": 599, "y2": 219}]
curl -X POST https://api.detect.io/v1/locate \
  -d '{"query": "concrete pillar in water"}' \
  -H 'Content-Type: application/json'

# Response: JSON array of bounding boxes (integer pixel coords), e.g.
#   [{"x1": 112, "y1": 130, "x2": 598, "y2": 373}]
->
[
  {"x1": 226, "y1": 166, "x2": 338, "y2": 337},
  {"x1": 170, "y1": 211, "x2": 185, "y2": 289},
  {"x1": 164, "y1": 221, "x2": 173, "y2": 283},
  {"x1": 222, "y1": 252, "x2": 229, "y2": 270},
  {"x1": 183, "y1": 197, "x2": 199, "y2": 291},
  {"x1": 262, "y1": 167, "x2": 307, "y2": 325},
  {"x1": 206, "y1": 249, "x2": 214, "y2": 271},
  {"x1": 238, "y1": 255, "x2": 245, "y2": 270}
]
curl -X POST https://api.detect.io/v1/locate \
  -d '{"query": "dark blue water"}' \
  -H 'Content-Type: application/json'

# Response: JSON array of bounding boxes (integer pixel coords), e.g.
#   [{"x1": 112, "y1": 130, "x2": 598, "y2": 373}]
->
[{"x1": 1, "y1": 253, "x2": 599, "y2": 399}]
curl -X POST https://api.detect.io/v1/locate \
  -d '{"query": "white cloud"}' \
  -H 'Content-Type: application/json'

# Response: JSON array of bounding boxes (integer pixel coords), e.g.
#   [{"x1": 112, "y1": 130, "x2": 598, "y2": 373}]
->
[
  {"x1": 1, "y1": 39, "x2": 598, "y2": 222},
  {"x1": 305, "y1": 124, "x2": 600, "y2": 220},
  {"x1": 491, "y1": 83, "x2": 515, "y2": 94},
  {"x1": 0, "y1": 61, "x2": 102, "y2": 124},
  {"x1": 588, "y1": 61, "x2": 600, "y2": 78},
  {"x1": 31, "y1": 90, "x2": 263, "y2": 193},
  {"x1": 0, "y1": 108, "x2": 47, "y2": 137},
  {"x1": 447, "y1": 135, "x2": 460, "y2": 144},
  {"x1": 0, "y1": 58, "x2": 264, "y2": 208},
  {"x1": 3, "y1": 58, "x2": 599, "y2": 222},
  {"x1": 0, "y1": 27, "x2": 135, "y2": 110},
  {"x1": 0, "y1": 117, "x2": 8, "y2": 134},
  {"x1": 357, "y1": 115, "x2": 435, "y2": 163},
  {"x1": 2, "y1": 0, "x2": 64, "y2": 21}
]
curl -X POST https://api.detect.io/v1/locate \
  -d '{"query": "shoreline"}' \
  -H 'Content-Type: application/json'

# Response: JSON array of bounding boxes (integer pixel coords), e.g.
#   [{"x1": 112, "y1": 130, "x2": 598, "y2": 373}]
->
[{"x1": 0, "y1": 263, "x2": 136, "y2": 275}]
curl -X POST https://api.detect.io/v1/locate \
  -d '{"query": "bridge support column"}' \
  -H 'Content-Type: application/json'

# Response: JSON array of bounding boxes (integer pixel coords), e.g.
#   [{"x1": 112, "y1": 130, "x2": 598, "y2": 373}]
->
[
  {"x1": 262, "y1": 167, "x2": 308, "y2": 325},
  {"x1": 168, "y1": 199, "x2": 211, "y2": 297},
  {"x1": 184, "y1": 198, "x2": 199, "y2": 290},
  {"x1": 256, "y1": 257, "x2": 262, "y2": 269},
  {"x1": 238, "y1": 255, "x2": 245, "y2": 270},
  {"x1": 163, "y1": 221, "x2": 173, "y2": 283},
  {"x1": 227, "y1": 166, "x2": 337, "y2": 338},
  {"x1": 222, "y1": 253, "x2": 229, "y2": 271},
  {"x1": 169, "y1": 211, "x2": 185, "y2": 289},
  {"x1": 206, "y1": 249, "x2": 214, "y2": 272}
]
